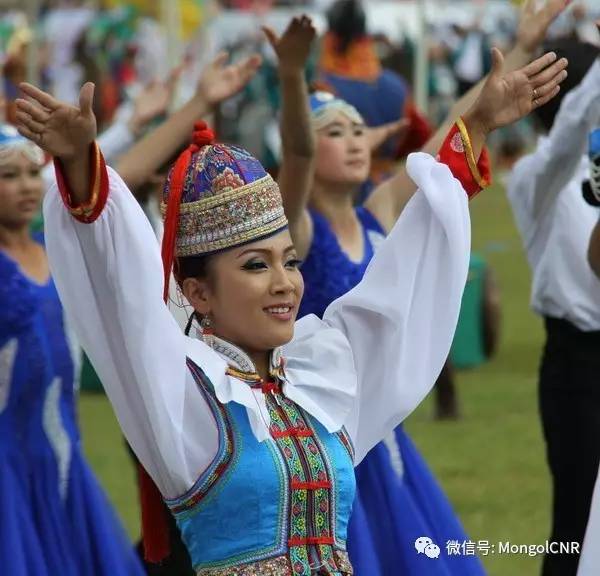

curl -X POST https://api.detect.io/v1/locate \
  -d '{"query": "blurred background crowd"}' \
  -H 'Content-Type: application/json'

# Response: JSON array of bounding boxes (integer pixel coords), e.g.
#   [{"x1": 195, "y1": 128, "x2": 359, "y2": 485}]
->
[
  {"x1": 2, "y1": 0, "x2": 599, "y2": 169},
  {"x1": 2, "y1": 2, "x2": 600, "y2": 575}
]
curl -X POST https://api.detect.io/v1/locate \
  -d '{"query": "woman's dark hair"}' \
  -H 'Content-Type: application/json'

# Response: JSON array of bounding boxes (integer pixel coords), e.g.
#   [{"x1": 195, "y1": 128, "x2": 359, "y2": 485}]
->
[
  {"x1": 175, "y1": 255, "x2": 214, "y2": 336},
  {"x1": 327, "y1": 0, "x2": 367, "y2": 53},
  {"x1": 175, "y1": 254, "x2": 213, "y2": 285},
  {"x1": 533, "y1": 38, "x2": 600, "y2": 132}
]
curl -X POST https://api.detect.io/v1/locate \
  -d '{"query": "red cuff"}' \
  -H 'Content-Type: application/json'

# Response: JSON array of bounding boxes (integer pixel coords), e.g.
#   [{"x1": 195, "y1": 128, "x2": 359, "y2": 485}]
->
[
  {"x1": 54, "y1": 142, "x2": 109, "y2": 223},
  {"x1": 437, "y1": 118, "x2": 491, "y2": 199}
]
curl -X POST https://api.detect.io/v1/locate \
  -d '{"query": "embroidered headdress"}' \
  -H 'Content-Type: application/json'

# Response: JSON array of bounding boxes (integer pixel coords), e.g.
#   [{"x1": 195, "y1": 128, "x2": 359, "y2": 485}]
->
[
  {"x1": 309, "y1": 90, "x2": 364, "y2": 130},
  {"x1": 160, "y1": 121, "x2": 288, "y2": 301},
  {"x1": 0, "y1": 124, "x2": 44, "y2": 166}
]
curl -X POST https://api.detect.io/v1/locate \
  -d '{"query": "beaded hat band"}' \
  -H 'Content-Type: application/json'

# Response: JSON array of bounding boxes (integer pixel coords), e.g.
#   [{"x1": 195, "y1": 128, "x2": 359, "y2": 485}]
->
[{"x1": 160, "y1": 173, "x2": 287, "y2": 257}]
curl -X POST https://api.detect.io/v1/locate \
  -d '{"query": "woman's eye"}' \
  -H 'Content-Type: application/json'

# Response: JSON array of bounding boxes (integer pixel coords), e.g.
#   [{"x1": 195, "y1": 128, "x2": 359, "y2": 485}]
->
[
  {"x1": 29, "y1": 169, "x2": 41, "y2": 178},
  {"x1": 0, "y1": 172, "x2": 17, "y2": 179},
  {"x1": 285, "y1": 259, "x2": 302, "y2": 269},
  {"x1": 327, "y1": 130, "x2": 343, "y2": 137},
  {"x1": 242, "y1": 260, "x2": 268, "y2": 271},
  {"x1": 354, "y1": 128, "x2": 365, "y2": 136}
]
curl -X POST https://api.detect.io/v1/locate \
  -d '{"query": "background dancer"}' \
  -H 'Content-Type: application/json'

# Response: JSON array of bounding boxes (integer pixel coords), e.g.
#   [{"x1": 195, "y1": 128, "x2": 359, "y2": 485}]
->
[
  {"x1": 0, "y1": 124, "x2": 144, "y2": 576},
  {"x1": 506, "y1": 37, "x2": 600, "y2": 576}
]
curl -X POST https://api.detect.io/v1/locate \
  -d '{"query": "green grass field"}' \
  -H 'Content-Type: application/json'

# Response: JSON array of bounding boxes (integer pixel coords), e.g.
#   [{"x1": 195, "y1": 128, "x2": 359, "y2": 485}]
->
[{"x1": 79, "y1": 183, "x2": 551, "y2": 575}]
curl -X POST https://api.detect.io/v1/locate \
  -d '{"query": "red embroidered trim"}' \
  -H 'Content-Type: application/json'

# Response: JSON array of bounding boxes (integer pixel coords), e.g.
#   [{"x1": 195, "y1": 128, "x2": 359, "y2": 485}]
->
[
  {"x1": 288, "y1": 536, "x2": 335, "y2": 547},
  {"x1": 271, "y1": 427, "x2": 313, "y2": 439},
  {"x1": 54, "y1": 142, "x2": 109, "y2": 223},
  {"x1": 437, "y1": 120, "x2": 491, "y2": 199},
  {"x1": 290, "y1": 480, "x2": 332, "y2": 490}
]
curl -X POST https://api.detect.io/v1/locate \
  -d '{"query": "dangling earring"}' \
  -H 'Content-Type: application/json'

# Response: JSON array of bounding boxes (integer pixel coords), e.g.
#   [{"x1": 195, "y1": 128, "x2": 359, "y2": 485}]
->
[{"x1": 200, "y1": 314, "x2": 214, "y2": 348}]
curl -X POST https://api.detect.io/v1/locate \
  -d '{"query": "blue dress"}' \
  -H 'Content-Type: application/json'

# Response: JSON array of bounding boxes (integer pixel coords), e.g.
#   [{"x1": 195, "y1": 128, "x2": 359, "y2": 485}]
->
[
  {"x1": 0, "y1": 236, "x2": 145, "y2": 576},
  {"x1": 299, "y1": 209, "x2": 486, "y2": 575}
]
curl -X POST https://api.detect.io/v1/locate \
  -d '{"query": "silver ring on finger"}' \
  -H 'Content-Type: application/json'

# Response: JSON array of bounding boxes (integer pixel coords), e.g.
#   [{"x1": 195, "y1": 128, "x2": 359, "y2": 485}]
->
[{"x1": 532, "y1": 88, "x2": 538, "y2": 100}]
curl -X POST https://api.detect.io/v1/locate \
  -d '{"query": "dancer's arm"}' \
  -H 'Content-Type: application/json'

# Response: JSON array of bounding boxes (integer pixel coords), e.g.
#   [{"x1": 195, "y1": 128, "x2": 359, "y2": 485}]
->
[
  {"x1": 15, "y1": 83, "x2": 227, "y2": 498},
  {"x1": 116, "y1": 52, "x2": 261, "y2": 191},
  {"x1": 365, "y1": 0, "x2": 572, "y2": 232},
  {"x1": 265, "y1": 16, "x2": 316, "y2": 259},
  {"x1": 507, "y1": 58, "x2": 600, "y2": 256}
]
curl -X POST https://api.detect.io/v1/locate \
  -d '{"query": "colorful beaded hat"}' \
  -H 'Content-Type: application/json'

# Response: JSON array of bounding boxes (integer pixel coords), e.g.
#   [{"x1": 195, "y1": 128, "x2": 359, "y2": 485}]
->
[
  {"x1": 309, "y1": 91, "x2": 364, "y2": 130},
  {"x1": 0, "y1": 123, "x2": 44, "y2": 166},
  {"x1": 160, "y1": 121, "x2": 288, "y2": 301}
]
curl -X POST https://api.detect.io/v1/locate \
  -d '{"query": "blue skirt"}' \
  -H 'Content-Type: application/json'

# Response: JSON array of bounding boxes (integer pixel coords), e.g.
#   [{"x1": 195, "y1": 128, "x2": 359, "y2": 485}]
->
[
  {"x1": 0, "y1": 443, "x2": 144, "y2": 576},
  {"x1": 347, "y1": 426, "x2": 486, "y2": 575}
]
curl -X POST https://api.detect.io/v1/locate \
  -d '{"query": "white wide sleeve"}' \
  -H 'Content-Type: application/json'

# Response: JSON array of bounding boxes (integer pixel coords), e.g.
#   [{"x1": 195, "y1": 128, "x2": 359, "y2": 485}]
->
[
  {"x1": 43, "y1": 165, "x2": 220, "y2": 497},
  {"x1": 323, "y1": 152, "x2": 471, "y2": 463}
]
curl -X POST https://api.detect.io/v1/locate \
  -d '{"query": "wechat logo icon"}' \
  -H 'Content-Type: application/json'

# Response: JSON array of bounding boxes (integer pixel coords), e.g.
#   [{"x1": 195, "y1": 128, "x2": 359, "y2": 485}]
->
[{"x1": 415, "y1": 536, "x2": 441, "y2": 559}]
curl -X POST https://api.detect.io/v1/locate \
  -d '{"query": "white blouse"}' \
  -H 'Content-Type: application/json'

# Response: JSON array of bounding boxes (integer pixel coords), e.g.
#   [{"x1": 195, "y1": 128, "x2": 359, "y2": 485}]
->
[{"x1": 43, "y1": 151, "x2": 471, "y2": 499}]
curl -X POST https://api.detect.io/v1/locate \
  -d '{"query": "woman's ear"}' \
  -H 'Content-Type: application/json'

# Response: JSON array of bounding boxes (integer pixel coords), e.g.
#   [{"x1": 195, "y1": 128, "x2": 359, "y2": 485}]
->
[{"x1": 182, "y1": 277, "x2": 211, "y2": 315}]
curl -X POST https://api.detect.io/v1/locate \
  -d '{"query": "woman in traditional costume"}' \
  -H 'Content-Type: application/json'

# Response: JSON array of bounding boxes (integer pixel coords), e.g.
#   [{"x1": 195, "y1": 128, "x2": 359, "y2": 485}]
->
[
  {"x1": 13, "y1": 31, "x2": 566, "y2": 573},
  {"x1": 0, "y1": 124, "x2": 145, "y2": 575}
]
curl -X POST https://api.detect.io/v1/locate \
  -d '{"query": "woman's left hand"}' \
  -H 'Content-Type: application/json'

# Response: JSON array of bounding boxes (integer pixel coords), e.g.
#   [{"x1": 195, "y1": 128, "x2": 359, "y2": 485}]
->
[{"x1": 466, "y1": 48, "x2": 568, "y2": 135}]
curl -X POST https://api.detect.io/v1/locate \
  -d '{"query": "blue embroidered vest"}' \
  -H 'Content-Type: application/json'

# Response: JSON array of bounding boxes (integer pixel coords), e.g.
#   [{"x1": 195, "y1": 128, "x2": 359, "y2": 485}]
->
[{"x1": 165, "y1": 357, "x2": 356, "y2": 576}]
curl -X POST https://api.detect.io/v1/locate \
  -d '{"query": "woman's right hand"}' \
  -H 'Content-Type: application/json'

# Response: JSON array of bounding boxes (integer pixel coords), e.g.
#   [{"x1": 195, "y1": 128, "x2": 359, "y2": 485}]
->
[
  {"x1": 464, "y1": 48, "x2": 568, "y2": 136},
  {"x1": 15, "y1": 82, "x2": 97, "y2": 161}
]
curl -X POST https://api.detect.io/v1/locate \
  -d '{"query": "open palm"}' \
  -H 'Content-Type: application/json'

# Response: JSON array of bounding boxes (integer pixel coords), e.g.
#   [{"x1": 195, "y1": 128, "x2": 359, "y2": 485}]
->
[
  {"x1": 15, "y1": 82, "x2": 97, "y2": 159},
  {"x1": 471, "y1": 48, "x2": 568, "y2": 133},
  {"x1": 263, "y1": 15, "x2": 316, "y2": 72},
  {"x1": 198, "y1": 52, "x2": 262, "y2": 106}
]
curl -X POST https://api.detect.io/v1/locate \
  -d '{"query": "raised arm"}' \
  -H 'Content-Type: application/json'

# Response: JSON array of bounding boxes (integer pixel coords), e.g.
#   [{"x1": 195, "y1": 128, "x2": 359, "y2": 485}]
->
[
  {"x1": 14, "y1": 84, "x2": 223, "y2": 498},
  {"x1": 508, "y1": 57, "x2": 600, "y2": 252},
  {"x1": 365, "y1": 0, "x2": 572, "y2": 232},
  {"x1": 423, "y1": 0, "x2": 573, "y2": 156},
  {"x1": 264, "y1": 16, "x2": 316, "y2": 259},
  {"x1": 115, "y1": 52, "x2": 261, "y2": 191}
]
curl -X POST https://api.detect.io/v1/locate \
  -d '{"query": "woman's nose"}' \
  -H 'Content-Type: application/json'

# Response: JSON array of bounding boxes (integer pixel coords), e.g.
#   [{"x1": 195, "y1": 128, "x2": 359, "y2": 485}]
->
[
  {"x1": 21, "y1": 173, "x2": 40, "y2": 194},
  {"x1": 270, "y1": 266, "x2": 295, "y2": 294}
]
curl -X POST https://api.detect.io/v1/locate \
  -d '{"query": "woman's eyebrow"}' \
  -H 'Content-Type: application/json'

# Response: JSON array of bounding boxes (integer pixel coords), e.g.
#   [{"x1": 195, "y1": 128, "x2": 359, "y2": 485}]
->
[
  {"x1": 322, "y1": 121, "x2": 344, "y2": 129},
  {"x1": 237, "y1": 245, "x2": 296, "y2": 259}
]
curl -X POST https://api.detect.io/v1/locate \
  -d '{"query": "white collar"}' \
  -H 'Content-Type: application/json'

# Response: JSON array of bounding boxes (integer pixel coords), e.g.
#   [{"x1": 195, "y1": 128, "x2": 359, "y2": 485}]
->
[{"x1": 184, "y1": 317, "x2": 357, "y2": 444}]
